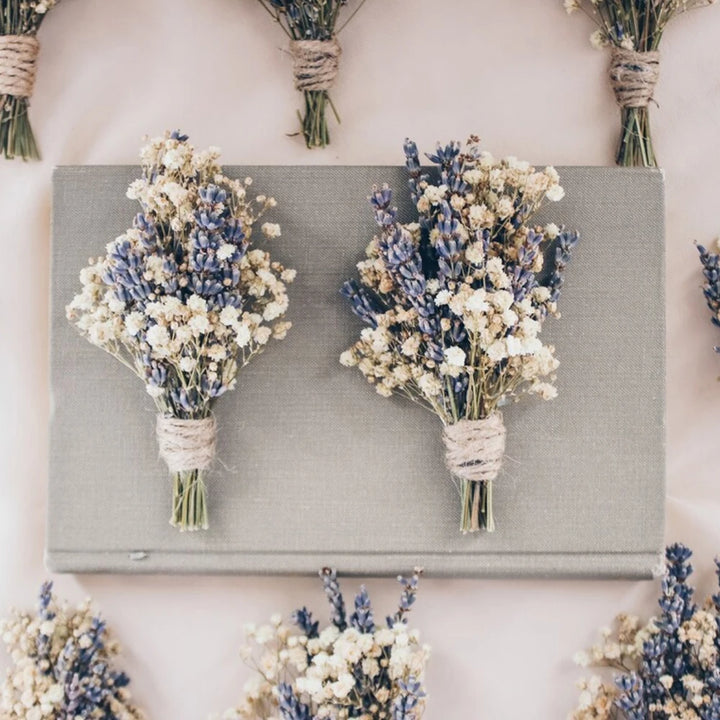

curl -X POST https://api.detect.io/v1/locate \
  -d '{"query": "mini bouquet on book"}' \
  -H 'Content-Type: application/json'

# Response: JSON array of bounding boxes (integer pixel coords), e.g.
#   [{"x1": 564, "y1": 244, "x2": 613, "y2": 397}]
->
[
  {"x1": 564, "y1": 0, "x2": 716, "y2": 167},
  {"x1": 0, "y1": 0, "x2": 60, "y2": 160},
  {"x1": 67, "y1": 131, "x2": 294, "y2": 532},
  {"x1": 571, "y1": 545, "x2": 720, "y2": 719},
  {"x1": 218, "y1": 568, "x2": 429, "y2": 720},
  {"x1": 0, "y1": 582, "x2": 144, "y2": 720},
  {"x1": 341, "y1": 138, "x2": 578, "y2": 533},
  {"x1": 256, "y1": 0, "x2": 367, "y2": 148}
]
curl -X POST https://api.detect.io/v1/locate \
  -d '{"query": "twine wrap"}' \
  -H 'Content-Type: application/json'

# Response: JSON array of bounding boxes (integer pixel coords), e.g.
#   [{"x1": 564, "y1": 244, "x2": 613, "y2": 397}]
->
[
  {"x1": 156, "y1": 415, "x2": 216, "y2": 473},
  {"x1": 0, "y1": 35, "x2": 39, "y2": 98},
  {"x1": 609, "y1": 48, "x2": 660, "y2": 109},
  {"x1": 443, "y1": 413, "x2": 506, "y2": 484},
  {"x1": 290, "y1": 38, "x2": 342, "y2": 92}
]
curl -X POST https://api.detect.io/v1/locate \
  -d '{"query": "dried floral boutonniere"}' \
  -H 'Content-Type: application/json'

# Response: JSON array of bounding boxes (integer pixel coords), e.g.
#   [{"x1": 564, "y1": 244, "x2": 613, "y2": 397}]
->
[
  {"x1": 0, "y1": 582, "x2": 144, "y2": 720},
  {"x1": 256, "y1": 0, "x2": 369, "y2": 149},
  {"x1": 341, "y1": 137, "x2": 578, "y2": 533},
  {"x1": 219, "y1": 568, "x2": 429, "y2": 720},
  {"x1": 1, "y1": 0, "x2": 60, "y2": 160},
  {"x1": 571, "y1": 544, "x2": 720, "y2": 719},
  {"x1": 67, "y1": 131, "x2": 295, "y2": 532},
  {"x1": 564, "y1": 0, "x2": 717, "y2": 167}
]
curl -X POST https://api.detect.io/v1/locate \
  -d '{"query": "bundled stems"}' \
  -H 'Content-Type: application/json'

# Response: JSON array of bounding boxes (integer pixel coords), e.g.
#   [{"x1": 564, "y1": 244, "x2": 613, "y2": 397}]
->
[
  {"x1": 0, "y1": 94, "x2": 38, "y2": 159},
  {"x1": 0, "y1": 0, "x2": 58, "y2": 160},
  {"x1": 300, "y1": 88, "x2": 340, "y2": 149},
  {"x1": 617, "y1": 106, "x2": 655, "y2": 167},
  {"x1": 257, "y1": 0, "x2": 367, "y2": 148},
  {"x1": 460, "y1": 478, "x2": 494, "y2": 534},
  {"x1": 171, "y1": 469, "x2": 208, "y2": 531},
  {"x1": 565, "y1": 0, "x2": 716, "y2": 167}
]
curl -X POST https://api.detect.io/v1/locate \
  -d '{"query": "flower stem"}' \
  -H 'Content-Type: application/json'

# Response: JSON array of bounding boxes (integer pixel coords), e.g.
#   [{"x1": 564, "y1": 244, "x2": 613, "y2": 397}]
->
[
  {"x1": 459, "y1": 478, "x2": 494, "y2": 533},
  {"x1": 0, "y1": 94, "x2": 39, "y2": 160},
  {"x1": 300, "y1": 89, "x2": 338, "y2": 149},
  {"x1": 170, "y1": 469, "x2": 208, "y2": 531},
  {"x1": 616, "y1": 107, "x2": 656, "y2": 168}
]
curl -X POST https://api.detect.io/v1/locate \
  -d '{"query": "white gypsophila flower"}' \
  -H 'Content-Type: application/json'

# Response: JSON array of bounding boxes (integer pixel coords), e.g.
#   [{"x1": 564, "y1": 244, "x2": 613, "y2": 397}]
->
[
  {"x1": 465, "y1": 242, "x2": 484, "y2": 264},
  {"x1": 496, "y1": 197, "x2": 514, "y2": 219},
  {"x1": 220, "y1": 306, "x2": 240, "y2": 326},
  {"x1": 590, "y1": 29, "x2": 609, "y2": 49},
  {"x1": 546, "y1": 184, "x2": 566, "y2": 202},
  {"x1": 545, "y1": 223, "x2": 560, "y2": 239},
  {"x1": 146, "y1": 324, "x2": 170, "y2": 349},
  {"x1": 235, "y1": 325, "x2": 252, "y2": 348},
  {"x1": 188, "y1": 315, "x2": 211, "y2": 335},
  {"x1": 217, "y1": 244, "x2": 236, "y2": 261},
  {"x1": 187, "y1": 294, "x2": 208, "y2": 314},
  {"x1": 146, "y1": 384, "x2": 164, "y2": 398},
  {"x1": 443, "y1": 346, "x2": 466, "y2": 367},
  {"x1": 423, "y1": 184, "x2": 447, "y2": 205},
  {"x1": 254, "y1": 326, "x2": 272, "y2": 345},
  {"x1": 179, "y1": 357, "x2": 196, "y2": 373},
  {"x1": 564, "y1": 0, "x2": 580, "y2": 12},
  {"x1": 261, "y1": 223, "x2": 282, "y2": 239}
]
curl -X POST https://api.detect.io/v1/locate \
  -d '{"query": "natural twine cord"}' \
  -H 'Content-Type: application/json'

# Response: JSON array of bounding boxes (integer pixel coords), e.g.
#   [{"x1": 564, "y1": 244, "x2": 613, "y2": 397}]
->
[
  {"x1": 609, "y1": 48, "x2": 660, "y2": 109},
  {"x1": 156, "y1": 415, "x2": 216, "y2": 473},
  {"x1": 0, "y1": 35, "x2": 39, "y2": 98},
  {"x1": 290, "y1": 38, "x2": 342, "y2": 92},
  {"x1": 443, "y1": 413, "x2": 506, "y2": 484}
]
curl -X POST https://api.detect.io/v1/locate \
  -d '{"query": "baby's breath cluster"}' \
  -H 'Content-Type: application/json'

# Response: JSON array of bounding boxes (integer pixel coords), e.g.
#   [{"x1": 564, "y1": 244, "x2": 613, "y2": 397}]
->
[
  {"x1": 66, "y1": 131, "x2": 294, "y2": 531},
  {"x1": 341, "y1": 137, "x2": 578, "y2": 532},
  {"x1": 571, "y1": 545, "x2": 720, "y2": 720},
  {"x1": 219, "y1": 569, "x2": 429, "y2": 720},
  {"x1": 0, "y1": 582, "x2": 143, "y2": 720}
]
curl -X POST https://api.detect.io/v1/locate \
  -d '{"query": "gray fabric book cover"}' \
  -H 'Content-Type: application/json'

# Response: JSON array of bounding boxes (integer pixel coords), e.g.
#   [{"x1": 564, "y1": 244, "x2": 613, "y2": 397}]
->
[{"x1": 47, "y1": 165, "x2": 665, "y2": 578}]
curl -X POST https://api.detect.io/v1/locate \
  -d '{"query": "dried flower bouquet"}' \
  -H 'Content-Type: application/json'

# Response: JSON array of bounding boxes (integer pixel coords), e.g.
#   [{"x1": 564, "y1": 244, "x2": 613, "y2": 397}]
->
[
  {"x1": 341, "y1": 137, "x2": 578, "y2": 533},
  {"x1": 571, "y1": 545, "x2": 720, "y2": 719},
  {"x1": 218, "y1": 568, "x2": 429, "y2": 720},
  {"x1": 564, "y1": 0, "x2": 717, "y2": 167},
  {"x1": 256, "y1": 0, "x2": 368, "y2": 148},
  {"x1": 0, "y1": 582, "x2": 144, "y2": 720},
  {"x1": 67, "y1": 131, "x2": 294, "y2": 532},
  {"x1": 0, "y1": 0, "x2": 60, "y2": 160}
]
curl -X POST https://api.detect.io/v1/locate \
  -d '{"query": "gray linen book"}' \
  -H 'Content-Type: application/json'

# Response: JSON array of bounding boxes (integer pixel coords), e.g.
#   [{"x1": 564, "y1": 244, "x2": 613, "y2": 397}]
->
[{"x1": 47, "y1": 166, "x2": 665, "y2": 578}]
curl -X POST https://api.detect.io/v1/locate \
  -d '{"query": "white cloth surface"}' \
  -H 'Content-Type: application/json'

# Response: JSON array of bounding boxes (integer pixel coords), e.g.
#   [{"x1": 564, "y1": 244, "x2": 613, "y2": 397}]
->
[{"x1": 1, "y1": 0, "x2": 719, "y2": 717}]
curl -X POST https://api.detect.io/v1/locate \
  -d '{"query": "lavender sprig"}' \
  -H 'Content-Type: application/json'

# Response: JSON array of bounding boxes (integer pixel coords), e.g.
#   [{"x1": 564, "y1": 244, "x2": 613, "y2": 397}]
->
[
  {"x1": 393, "y1": 678, "x2": 427, "y2": 720},
  {"x1": 320, "y1": 567, "x2": 347, "y2": 631},
  {"x1": 292, "y1": 606, "x2": 319, "y2": 639},
  {"x1": 391, "y1": 568, "x2": 423, "y2": 626},
  {"x1": 698, "y1": 243, "x2": 720, "y2": 354}
]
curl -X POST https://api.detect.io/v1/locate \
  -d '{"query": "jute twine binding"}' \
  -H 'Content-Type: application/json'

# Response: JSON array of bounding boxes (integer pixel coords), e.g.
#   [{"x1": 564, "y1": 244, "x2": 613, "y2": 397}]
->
[
  {"x1": 290, "y1": 38, "x2": 342, "y2": 92},
  {"x1": 156, "y1": 415, "x2": 216, "y2": 473},
  {"x1": 609, "y1": 48, "x2": 660, "y2": 109},
  {"x1": 0, "y1": 35, "x2": 39, "y2": 98},
  {"x1": 443, "y1": 412, "x2": 506, "y2": 484}
]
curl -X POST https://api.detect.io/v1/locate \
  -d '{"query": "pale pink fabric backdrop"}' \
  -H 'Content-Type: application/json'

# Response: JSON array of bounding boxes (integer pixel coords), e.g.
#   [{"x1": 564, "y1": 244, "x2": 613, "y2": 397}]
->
[{"x1": 1, "y1": 1, "x2": 719, "y2": 717}]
